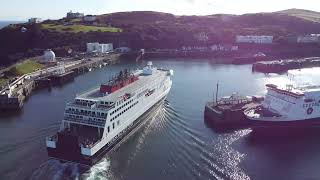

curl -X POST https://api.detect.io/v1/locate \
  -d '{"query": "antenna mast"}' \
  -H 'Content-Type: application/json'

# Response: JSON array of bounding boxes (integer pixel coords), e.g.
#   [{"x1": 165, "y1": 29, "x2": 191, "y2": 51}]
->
[
  {"x1": 212, "y1": 86, "x2": 215, "y2": 104},
  {"x1": 216, "y1": 82, "x2": 219, "y2": 104}
]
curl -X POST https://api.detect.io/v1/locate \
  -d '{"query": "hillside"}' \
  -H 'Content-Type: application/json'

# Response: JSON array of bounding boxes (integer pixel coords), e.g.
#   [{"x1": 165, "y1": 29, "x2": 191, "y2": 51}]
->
[
  {"x1": 278, "y1": 9, "x2": 320, "y2": 23},
  {"x1": 1, "y1": 10, "x2": 320, "y2": 66}
]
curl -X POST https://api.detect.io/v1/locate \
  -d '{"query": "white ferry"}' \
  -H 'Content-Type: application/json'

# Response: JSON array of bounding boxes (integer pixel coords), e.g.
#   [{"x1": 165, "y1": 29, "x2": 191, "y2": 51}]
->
[
  {"x1": 245, "y1": 83, "x2": 320, "y2": 129},
  {"x1": 46, "y1": 62, "x2": 173, "y2": 164}
]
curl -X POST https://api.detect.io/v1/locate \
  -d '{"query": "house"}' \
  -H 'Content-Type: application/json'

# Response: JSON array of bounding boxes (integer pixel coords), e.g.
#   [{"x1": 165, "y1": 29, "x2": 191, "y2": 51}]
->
[
  {"x1": 28, "y1": 18, "x2": 41, "y2": 24},
  {"x1": 231, "y1": 46, "x2": 239, "y2": 51},
  {"x1": 83, "y1": 15, "x2": 97, "y2": 22},
  {"x1": 66, "y1": 11, "x2": 84, "y2": 19},
  {"x1": 236, "y1": 35, "x2": 273, "y2": 44},
  {"x1": 194, "y1": 32, "x2": 209, "y2": 41},
  {"x1": 87, "y1": 43, "x2": 113, "y2": 53},
  {"x1": 115, "y1": 47, "x2": 131, "y2": 53},
  {"x1": 297, "y1": 34, "x2": 320, "y2": 43},
  {"x1": 20, "y1": 27, "x2": 28, "y2": 33},
  {"x1": 209, "y1": 44, "x2": 239, "y2": 51}
]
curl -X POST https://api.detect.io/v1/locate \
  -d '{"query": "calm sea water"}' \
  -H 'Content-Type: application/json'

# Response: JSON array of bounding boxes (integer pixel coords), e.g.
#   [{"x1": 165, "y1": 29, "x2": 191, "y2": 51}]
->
[{"x1": 1, "y1": 59, "x2": 320, "y2": 180}]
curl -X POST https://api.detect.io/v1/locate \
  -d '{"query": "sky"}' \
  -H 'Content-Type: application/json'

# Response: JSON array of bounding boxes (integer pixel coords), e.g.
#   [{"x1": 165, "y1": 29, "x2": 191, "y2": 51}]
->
[{"x1": 1, "y1": 0, "x2": 320, "y2": 21}]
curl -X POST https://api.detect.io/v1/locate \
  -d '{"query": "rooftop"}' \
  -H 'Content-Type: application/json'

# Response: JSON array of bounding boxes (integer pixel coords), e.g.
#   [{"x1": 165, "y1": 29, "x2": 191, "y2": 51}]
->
[
  {"x1": 76, "y1": 69, "x2": 167, "y2": 102},
  {"x1": 267, "y1": 83, "x2": 320, "y2": 97}
]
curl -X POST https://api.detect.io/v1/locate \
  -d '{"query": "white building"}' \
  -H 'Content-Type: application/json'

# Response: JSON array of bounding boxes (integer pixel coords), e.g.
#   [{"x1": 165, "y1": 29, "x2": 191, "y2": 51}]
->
[
  {"x1": 83, "y1": 15, "x2": 97, "y2": 22},
  {"x1": 194, "y1": 32, "x2": 209, "y2": 41},
  {"x1": 87, "y1": 43, "x2": 113, "y2": 53},
  {"x1": 231, "y1": 45, "x2": 239, "y2": 51},
  {"x1": 297, "y1": 34, "x2": 320, "y2": 43},
  {"x1": 66, "y1": 11, "x2": 84, "y2": 19},
  {"x1": 28, "y1": 18, "x2": 41, "y2": 24},
  {"x1": 210, "y1": 45, "x2": 239, "y2": 51},
  {"x1": 236, "y1": 35, "x2": 273, "y2": 44},
  {"x1": 21, "y1": 27, "x2": 28, "y2": 33},
  {"x1": 43, "y1": 49, "x2": 56, "y2": 62},
  {"x1": 115, "y1": 47, "x2": 131, "y2": 53}
]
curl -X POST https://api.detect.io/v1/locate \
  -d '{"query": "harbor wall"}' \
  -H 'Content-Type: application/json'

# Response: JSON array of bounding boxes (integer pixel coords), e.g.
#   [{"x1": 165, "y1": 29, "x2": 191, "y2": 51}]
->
[
  {"x1": 142, "y1": 44, "x2": 320, "y2": 64},
  {"x1": 0, "y1": 80, "x2": 34, "y2": 111},
  {"x1": 0, "y1": 53, "x2": 124, "y2": 111},
  {"x1": 252, "y1": 57, "x2": 320, "y2": 73}
]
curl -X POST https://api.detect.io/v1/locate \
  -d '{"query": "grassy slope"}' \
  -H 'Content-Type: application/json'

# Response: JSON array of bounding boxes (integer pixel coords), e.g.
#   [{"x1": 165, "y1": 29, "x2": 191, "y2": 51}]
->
[
  {"x1": 0, "y1": 78, "x2": 8, "y2": 87},
  {"x1": 278, "y1": 9, "x2": 320, "y2": 23},
  {"x1": 41, "y1": 23, "x2": 122, "y2": 33},
  {"x1": 10, "y1": 60, "x2": 44, "y2": 76}
]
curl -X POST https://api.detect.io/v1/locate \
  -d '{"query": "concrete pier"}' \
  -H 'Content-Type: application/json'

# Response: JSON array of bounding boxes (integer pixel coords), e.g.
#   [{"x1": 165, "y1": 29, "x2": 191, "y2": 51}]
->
[
  {"x1": 252, "y1": 57, "x2": 320, "y2": 73},
  {"x1": 0, "y1": 79, "x2": 34, "y2": 111},
  {"x1": 0, "y1": 53, "x2": 123, "y2": 111}
]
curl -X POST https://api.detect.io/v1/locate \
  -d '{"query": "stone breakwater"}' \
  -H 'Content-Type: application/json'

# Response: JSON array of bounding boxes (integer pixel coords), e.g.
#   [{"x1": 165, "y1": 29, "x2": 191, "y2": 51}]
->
[{"x1": 252, "y1": 57, "x2": 320, "y2": 73}]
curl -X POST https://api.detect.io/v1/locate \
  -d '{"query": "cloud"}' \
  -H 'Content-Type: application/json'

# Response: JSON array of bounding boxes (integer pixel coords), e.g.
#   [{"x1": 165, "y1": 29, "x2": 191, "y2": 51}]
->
[{"x1": 184, "y1": 0, "x2": 195, "y2": 3}]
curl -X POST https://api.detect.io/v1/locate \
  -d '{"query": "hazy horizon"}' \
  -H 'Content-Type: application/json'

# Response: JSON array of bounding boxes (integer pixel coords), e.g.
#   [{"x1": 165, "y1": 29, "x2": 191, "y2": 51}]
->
[{"x1": 1, "y1": 0, "x2": 320, "y2": 21}]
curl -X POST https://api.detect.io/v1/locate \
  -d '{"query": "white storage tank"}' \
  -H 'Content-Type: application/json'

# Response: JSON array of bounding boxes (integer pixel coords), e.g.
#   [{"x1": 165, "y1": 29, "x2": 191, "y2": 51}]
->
[{"x1": 43, "y1": 49, "x2": 56, "y2": 62}]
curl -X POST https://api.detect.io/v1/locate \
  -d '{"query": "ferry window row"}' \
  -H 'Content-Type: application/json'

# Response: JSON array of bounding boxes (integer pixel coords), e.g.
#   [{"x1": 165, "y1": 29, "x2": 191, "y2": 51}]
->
[
  {"x1": 116, "y1": 95, "x2": 131, "y2": 106},
  {"x1": 75, "y1": 99, "x2": 95, "y2": 106},
  {"x1": 303, "y1": 103, "x2": 319, "y2": 108},
  {"x1": 65, "y1": 115, "x2": 105, "y2": 127},
  {"x1": 110, "y1": 101, "x2": 139, "y2": 122},
  {"x1": 100, "y1": 101, "x2": 113, "y2": 105},
  {"x1": 107, "y1": 120, "x2": 120, "y2": 133},
  {"x1": 67, "y1": 108, "x2": 107, "y2": 118},
  {"x1": 110, "y1": 99, "x2": 134, "y2": 115}
]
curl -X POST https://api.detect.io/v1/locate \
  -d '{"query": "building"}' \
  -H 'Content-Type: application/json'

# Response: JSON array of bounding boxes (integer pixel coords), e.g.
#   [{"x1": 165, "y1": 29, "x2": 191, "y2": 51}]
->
[
  {"x1": 87, "y1": 43, "x2": 113, "y2": 53},
  {"x1": 236, "y1": 35, "x2": 273, "y2": 44},
  {"x1": 297, "y1": 34, "x2": 320, "y2": 43},
  {"x1": 194, "y1": 32, "x2": 209, "y2": 41},
  {"x1": 43, "y1": 49, "x2": 56, "y2": 62},
  {"x1": 66, "y1": 11, "x2": 84, "y2": 19},
  {"x1": 115, "y1": 47, "x2": 131, "y2": 53},
  {"x1": 83, "y1": 15, "x2": 97, "y2": 22},
  {"x1": 28, "y1": 18, "x2": 41, "y2": 24},
  {"x1": 20, "y1": 27, "x2": 28, "y2": 33}
]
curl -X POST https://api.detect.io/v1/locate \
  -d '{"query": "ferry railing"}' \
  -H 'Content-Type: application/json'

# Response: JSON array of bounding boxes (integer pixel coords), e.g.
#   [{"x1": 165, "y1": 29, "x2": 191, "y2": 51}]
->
[
  {"x1": 65, "y1": 110, "x2": 107, "y2": 119},
  {"x1": 81, "y1": 138, "x2": 102, "y2": 148},
  {"x1": 76, "y1": 85, "x2": 101, "y2": 97},
  {"x1": 46, "y1": 134, "x2": 58, "y2": 142},
  {"x1": 63, "y1": 117, "x2": 105, "y2": 127}
]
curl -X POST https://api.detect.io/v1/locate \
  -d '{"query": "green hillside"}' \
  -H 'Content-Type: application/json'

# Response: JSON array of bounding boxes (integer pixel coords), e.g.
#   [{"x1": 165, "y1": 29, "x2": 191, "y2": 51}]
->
[
  {"x1": 41, "y1": 23, "x2": 122, "y2": 33},
  {"x1": 1, "y1": 9, "x2": 320, "y2": 66},
  {"x1": 278, "y1": 8, "x2": 320, "y2": 23}
]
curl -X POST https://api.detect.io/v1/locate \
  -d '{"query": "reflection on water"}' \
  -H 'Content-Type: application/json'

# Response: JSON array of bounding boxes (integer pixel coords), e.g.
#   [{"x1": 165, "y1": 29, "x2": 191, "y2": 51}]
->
[{"x1": 1, "y1": 60, "x2": 320, "y2": 180}]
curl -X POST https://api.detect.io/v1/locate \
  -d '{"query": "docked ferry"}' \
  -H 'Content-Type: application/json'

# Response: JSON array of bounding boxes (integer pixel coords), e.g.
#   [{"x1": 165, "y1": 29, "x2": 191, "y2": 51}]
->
[
  {"x1": 245, "y1": 83, "x2": 320, "y2": 129},
  {"x1": 46, "y1": 62, "x2": 173, "y2": 165}
]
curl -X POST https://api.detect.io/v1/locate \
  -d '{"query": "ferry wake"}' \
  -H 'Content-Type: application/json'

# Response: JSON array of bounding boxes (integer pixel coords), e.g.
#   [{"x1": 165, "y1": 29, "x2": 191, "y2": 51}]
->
[{"x1": 46, "y1": 62, "x2": 173, "y2": 165}]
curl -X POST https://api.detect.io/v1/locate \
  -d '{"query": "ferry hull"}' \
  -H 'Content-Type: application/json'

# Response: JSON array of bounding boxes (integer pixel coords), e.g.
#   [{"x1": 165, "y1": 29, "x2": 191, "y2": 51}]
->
[
  {"x1": 249, "y1": 118, "x2": 320, "y2": 133},
  {"x1": 47, "y1": 95, "x2": 169, "y2": 165},
  {"x1": 204, "y1": 103, "x2": 249, "y2": 129}
]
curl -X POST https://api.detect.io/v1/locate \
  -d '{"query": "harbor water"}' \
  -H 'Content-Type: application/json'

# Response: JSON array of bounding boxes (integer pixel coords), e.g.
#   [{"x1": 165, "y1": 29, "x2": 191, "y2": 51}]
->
[{"x1": 1, "y1": 59, "x2": 320, "y2": 180}]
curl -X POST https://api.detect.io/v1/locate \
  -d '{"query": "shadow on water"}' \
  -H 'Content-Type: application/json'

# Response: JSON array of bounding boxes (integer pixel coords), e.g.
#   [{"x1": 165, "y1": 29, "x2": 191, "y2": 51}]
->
[
  {"x1": 0, "y1": 109, "x2": 24, "y2": 119},
  {"x1": 204, "y1": 117, "x2": 249, "y2": 134},
  {"x1": 246, "y1": 128, "x2": 320, "y2": 145}
]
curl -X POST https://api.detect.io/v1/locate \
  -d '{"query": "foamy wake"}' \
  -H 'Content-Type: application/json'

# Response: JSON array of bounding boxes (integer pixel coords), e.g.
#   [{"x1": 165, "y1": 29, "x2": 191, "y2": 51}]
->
[
  {"x1": 30, "y1": 159, "x2": 80, "y2": 180},
  {"x1": 82, "y1": 158, "x2": 111, "y2": 180}
]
